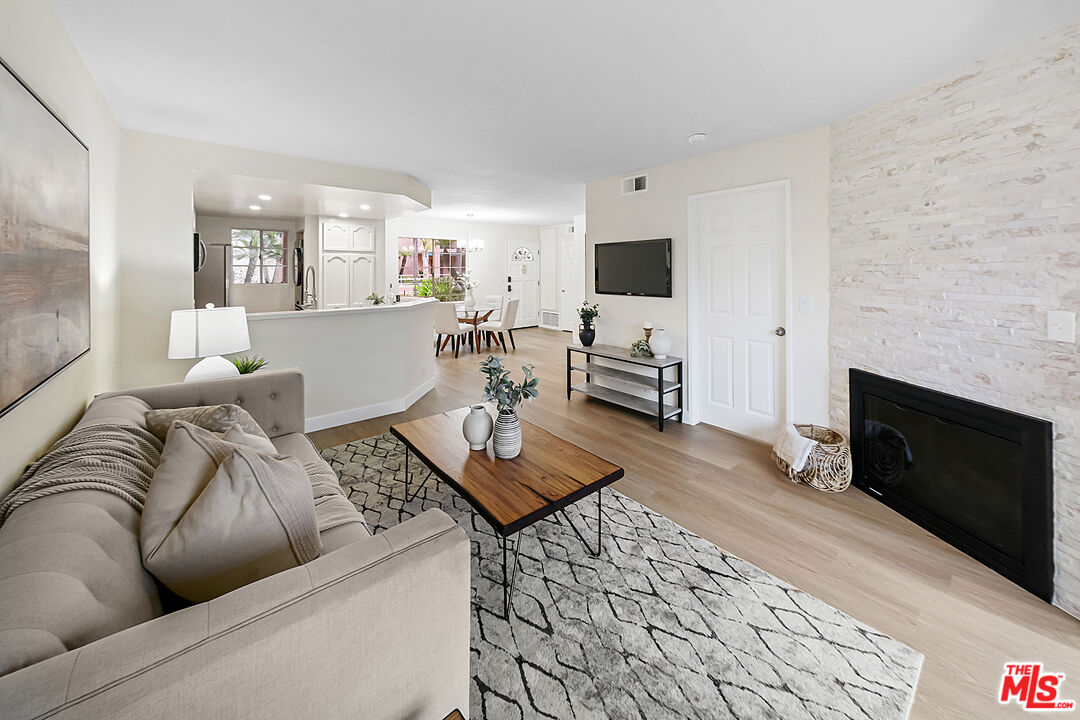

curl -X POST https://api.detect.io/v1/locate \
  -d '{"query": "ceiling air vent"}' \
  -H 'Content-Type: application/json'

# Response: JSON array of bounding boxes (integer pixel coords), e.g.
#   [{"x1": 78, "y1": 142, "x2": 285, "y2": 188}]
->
[{"x1": 621, "y1": 174, "x2": 648, "y2": 195}]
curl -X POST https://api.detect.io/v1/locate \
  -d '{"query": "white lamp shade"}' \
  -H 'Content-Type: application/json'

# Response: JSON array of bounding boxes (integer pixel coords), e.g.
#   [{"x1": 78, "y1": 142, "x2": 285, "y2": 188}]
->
[{"x1": 168, "y1": 305, "x2": 251, "y2": 359}]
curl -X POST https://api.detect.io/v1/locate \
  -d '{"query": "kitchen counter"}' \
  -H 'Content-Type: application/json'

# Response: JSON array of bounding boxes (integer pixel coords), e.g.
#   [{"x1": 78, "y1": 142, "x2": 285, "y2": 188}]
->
[
  {"x1": 246, "y1": 298, "x2": 436, "y2": 321},
  {"x1": 245, "y1": 298, "x2": 437, "y2": 431}
]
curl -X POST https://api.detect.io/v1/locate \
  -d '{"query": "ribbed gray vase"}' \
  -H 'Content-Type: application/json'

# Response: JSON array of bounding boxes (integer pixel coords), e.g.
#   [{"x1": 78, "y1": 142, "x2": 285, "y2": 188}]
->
[{"x1": 493, "y1": 410, "x2": 522, "y2": 459}]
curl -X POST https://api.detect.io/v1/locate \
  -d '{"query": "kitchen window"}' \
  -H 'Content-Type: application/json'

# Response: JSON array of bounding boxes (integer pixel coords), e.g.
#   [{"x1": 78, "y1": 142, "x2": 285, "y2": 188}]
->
[
  {"x1": 396, "y1": 237, "x2": 466, "y2": 299},
  {"x1": 231, "y1": 229, "x2": 287, "y2": 284}
]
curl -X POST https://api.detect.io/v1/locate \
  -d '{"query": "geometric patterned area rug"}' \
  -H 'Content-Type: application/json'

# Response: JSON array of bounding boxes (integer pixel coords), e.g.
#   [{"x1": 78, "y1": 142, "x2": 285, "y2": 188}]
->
[{"x1": 322, "y1": 434, "x2": 923, "y2": 720}]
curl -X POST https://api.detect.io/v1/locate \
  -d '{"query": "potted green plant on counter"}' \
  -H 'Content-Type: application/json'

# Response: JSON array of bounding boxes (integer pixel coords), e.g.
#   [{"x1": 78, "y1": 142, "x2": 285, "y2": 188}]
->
[{"x1": 479, "y1": 355, "x2": 539, "y2": 459}]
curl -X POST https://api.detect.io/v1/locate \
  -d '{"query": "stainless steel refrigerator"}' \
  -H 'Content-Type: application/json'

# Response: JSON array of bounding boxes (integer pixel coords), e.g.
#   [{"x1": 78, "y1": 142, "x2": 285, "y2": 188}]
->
[{"x1": 193, "y1": 232, "x2": 228, "y2": 308}]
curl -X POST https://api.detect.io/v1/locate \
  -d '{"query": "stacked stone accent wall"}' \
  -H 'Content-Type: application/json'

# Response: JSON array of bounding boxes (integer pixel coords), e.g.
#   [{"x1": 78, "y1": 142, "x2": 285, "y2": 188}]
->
[{"x1": 829, "y1": 19, "x2": 1080, "y2": 615}]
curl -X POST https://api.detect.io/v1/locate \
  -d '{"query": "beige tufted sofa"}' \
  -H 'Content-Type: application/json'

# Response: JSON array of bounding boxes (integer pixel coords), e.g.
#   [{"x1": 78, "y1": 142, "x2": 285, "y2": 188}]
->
[{"x1": 0, "y1": 370, "x2": 471, "y2": 719}]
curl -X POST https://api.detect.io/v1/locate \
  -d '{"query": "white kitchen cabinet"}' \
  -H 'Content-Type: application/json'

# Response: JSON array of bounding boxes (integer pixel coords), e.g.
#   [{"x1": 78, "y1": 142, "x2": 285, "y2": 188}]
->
[
  {"x1": 349, "y1": 254, "x2": 376, "y2": 305},
  {"x1": 321, "y1": 221, "x2": 351, "y2": 252},
  {"x1": 317, "y1": 217, "x2": 379, "y2": 308},
  {"x1": 350, "y1": 224, "x2": 375, "y2": 252},
  {"x1": 322, "y1": 254, "x2": 350, "y2": 308}
]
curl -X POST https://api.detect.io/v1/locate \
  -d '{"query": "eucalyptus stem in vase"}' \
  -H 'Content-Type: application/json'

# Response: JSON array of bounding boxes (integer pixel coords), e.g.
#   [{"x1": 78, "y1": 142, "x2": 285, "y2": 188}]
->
[{"x1": 479, "y1": 355, "x2": 539, "y2": 459}]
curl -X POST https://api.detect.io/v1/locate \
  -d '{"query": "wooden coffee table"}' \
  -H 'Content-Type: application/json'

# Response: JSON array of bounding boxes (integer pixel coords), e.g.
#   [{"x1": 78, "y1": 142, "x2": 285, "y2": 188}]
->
[{"x1": 390, "y1": 408, "x2": 624, "y2": 618}]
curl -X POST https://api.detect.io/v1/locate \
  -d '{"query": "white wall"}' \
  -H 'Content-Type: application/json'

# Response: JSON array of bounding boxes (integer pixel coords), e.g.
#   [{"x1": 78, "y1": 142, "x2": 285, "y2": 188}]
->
[
  {"x1": 195, "y1": 215, "x2": 300, "y2": 313},
  {"x1": 584, "y1": 126, "x2": 832, "y2": 427},
  {"x1": 115, "y1": 130, "x2": 430, "y2": 389},
  {"x1": 384, "y1": 215, "x2": 541, "y2": 303},
  {"x1": 0, "y1": 0, "x2": 122, "y2": 496}
]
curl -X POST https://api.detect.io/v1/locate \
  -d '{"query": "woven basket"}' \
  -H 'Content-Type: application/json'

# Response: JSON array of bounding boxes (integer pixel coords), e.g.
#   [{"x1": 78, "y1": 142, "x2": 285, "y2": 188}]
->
[{"x1": 772, "y1": 424, "x2": 853, "y2": 493}]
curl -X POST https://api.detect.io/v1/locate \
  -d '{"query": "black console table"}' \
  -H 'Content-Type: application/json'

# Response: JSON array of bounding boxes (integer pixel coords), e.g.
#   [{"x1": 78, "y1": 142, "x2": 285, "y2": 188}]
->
[{"x1": 566, "y1": 344, "x2": 683, "y2": 431}]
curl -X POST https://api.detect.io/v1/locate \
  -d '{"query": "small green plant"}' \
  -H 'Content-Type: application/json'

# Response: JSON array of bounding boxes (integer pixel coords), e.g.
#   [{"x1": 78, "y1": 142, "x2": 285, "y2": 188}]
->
[
  {"x1": 415, "y1": 276, "x2": 464, "y2": 301},
  {"x1": 479, "y1": 355, "x2": 539, "y2": 413},
  {"x1": 630, "y1": 339, "x2": 653, "y2": 358},
  {"x1": 578, "y1": 301, "x2": 599, "y2": 325},
  {"x1": 366, "y1": 292, "x2": 385, "y2": 305},
  {"x1": 230, "y1": 354, "x2": 267, "y2": 374}
]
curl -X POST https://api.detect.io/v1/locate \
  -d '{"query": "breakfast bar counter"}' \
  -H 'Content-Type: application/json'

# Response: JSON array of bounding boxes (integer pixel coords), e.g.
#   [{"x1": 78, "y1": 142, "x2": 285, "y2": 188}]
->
[{"x1": 246, "y1": 298, "x2": 437, "y2": 431}]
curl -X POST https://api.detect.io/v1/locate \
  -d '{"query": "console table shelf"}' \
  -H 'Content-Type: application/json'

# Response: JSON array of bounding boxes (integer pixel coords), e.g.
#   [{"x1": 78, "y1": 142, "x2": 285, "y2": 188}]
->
[{"x1": 567, "y1": 344, "x2": 684, "y2": 431}]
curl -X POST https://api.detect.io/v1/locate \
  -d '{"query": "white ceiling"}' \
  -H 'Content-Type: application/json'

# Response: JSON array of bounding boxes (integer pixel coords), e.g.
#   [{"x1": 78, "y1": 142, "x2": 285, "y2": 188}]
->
[
  {"x1": 51, "y1": 1, "x2": 1078, "y2": 226},
  {"x1": 192, "y1": 173, "x2": 428, "y2": 221}
]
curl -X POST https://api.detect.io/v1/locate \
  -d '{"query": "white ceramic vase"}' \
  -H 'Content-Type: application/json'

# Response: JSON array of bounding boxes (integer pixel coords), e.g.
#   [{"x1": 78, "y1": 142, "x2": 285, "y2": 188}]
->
[
  {"x1": 650, "y1": 329, "x2": 672, "y2": 359},
  {"x1": 493, "y1": 410, "x2": 522, "y2": 459},
  {"x1": 462, "y1": 404, "x2": 493, "y2": 450},
  {"x1": 464, "y1": 287, "x2": 477, "y2": 310}
]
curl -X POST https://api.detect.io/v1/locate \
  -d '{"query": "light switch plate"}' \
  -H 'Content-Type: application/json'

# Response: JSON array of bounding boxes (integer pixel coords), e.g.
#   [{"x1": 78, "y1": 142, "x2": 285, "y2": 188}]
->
[
  {"x1": 1048, "y1": 310, "x2": 1077, "y2": 343},
  {"x1": 799, "y1": 296, "x2": 813, "y2": 313}
]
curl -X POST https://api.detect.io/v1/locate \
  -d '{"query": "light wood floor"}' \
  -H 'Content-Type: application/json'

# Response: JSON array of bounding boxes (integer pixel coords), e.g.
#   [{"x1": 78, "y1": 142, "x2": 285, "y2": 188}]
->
[{"x1": 310, "y1": 327, "x2": 1080, "y2": 720}]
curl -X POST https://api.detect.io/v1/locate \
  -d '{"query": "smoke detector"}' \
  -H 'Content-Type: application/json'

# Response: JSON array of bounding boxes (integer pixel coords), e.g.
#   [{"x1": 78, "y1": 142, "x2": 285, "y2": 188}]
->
[{"x1": 688, "y1": 132, "x2": 707, "y2": 145}]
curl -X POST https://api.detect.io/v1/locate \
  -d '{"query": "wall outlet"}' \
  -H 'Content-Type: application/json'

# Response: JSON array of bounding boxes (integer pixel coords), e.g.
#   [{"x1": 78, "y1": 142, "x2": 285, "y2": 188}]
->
[
  {"x1": 799, "y1": 296, "x2": 813, "y2": 313},
  {"x1": 1047, "y1": 310, "x2": 1076, "y2": 343}
]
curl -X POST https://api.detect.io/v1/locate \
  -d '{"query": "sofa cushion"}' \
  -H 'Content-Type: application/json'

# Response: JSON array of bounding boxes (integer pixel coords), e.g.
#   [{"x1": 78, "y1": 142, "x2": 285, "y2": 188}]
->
[
  {"x1": 0, "y1": 394, "x2": 164, "y2": 678},
  {"x1": 0, "y1": 490, "x2": 163, "y2": 677},
  {"x1": 144, "y1": 404, "x2": 266, "y2": 442},
  {"x1": 142, "y1": 421, "x2": 320, "y2": 602}
]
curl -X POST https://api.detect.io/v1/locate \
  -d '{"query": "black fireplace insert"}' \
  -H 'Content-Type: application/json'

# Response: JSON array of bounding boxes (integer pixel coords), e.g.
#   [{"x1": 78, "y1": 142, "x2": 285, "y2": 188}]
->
[{"x1": 849, "y1": 369, "x2": 1053, "y2": 601}]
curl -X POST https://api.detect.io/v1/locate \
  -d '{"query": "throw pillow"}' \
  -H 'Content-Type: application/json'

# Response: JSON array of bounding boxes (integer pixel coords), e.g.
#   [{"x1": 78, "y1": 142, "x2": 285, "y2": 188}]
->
[
  {"x1": 222, "y1": 423, "x2": 278, "y2": 453},
  {"x1": 144, "y1": 404, "x2": 267, "y2": 442},
  {"x1": 142, "y1": 420, "x2": 319, "y2": 602}
]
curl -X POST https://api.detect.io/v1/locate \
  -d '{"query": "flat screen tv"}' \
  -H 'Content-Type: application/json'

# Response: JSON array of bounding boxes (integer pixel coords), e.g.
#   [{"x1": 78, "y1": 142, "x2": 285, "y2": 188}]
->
[{"x1": 595, "y1": 238, "x2": 672, "y2": 297}]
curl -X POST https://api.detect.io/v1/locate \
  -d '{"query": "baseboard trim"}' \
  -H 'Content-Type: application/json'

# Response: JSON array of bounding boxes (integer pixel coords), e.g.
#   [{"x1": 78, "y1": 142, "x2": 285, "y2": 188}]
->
[{"x1": 304, "y1": 379, "x2": 436, "y2": 433}]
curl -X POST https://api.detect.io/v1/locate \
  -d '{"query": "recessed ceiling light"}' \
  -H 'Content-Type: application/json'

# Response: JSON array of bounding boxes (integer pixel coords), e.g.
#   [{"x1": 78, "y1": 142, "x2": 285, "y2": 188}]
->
[
  {"x1": 359, "y1": 204, "x2": 372, "y2": 211},
  {"x1": 338, "y1": 212, "x2": 348, "y2": 218},
  {"x1": 249, "y1": 205, "x2": 262, "y2": 211},
  {"x1": 257, "y1": 194, "x2": 272, "y2": 201},
  {"x1": 688, "y1": 132, "x2": 707, "y2": 145}
]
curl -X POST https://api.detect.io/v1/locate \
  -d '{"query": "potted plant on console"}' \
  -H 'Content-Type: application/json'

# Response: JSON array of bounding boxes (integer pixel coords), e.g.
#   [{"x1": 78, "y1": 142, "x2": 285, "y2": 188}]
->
[
  {"x1": 578, "y1": 301, "x2": 599, "y2": 347},
  {"x1": 479, "y1": 355, "x2": 539, "y2": 459}
]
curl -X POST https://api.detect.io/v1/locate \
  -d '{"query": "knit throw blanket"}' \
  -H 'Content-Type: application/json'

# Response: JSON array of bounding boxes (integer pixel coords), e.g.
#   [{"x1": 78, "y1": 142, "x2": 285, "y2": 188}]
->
[
  {"x1": 0, "y1": 423, "x2": 163, "y2": 526},
  {"x1": 305, "y1": 461, "x2": 370, "y2": 534},
  {"x1": 0, "y1": 422, "x2": 366, "y2": 537}
]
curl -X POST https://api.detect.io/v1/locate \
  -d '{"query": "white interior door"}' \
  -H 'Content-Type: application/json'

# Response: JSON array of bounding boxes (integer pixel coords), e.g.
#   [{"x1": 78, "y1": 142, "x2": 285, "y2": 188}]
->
[
  {"x1": 506, "y1": 240, "x2": 540, "y2": 327},
  {"x1": 559, "y1": 236, "x2": 584, "y2": 332},
  {"x1": 539, "y1": 226, "x2": 558, "y2": 326},
  {"x1": 690, "y1": 183, "x2": 787, "y2": 441}
]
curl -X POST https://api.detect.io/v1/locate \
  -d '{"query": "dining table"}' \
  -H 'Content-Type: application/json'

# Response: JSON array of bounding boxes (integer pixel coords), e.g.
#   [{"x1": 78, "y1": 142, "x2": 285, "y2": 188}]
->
[{"x1": 456, "y1": 304, "x2": 500, "y2": 353}]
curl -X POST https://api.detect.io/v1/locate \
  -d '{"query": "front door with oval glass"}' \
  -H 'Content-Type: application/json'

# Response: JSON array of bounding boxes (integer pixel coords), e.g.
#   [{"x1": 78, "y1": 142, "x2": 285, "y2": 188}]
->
[
  {"x1": 506, "y1": 240, "x2": 540, "y2": 327},
  {"x1": 690, "y1": 184, "x2": 787, "y2": 442}
]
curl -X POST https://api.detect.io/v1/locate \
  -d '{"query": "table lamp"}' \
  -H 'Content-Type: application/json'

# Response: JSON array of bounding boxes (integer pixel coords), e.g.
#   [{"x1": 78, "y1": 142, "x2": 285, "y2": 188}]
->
[{"x1": 168, "y1": 304, "x2": 251, "y2": 382}]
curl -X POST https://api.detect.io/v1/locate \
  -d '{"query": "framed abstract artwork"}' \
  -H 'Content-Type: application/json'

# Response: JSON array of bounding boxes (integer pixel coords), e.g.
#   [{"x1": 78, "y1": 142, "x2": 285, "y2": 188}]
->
[{"x1": 0, "y1": 56, "x2": 90, "y2": 418}]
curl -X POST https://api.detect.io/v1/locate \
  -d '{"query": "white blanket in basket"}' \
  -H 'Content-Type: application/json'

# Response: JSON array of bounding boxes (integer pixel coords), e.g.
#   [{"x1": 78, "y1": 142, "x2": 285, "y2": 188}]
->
[{"x1": 773, "y1": 425, "x2": 816, "y2": 472}]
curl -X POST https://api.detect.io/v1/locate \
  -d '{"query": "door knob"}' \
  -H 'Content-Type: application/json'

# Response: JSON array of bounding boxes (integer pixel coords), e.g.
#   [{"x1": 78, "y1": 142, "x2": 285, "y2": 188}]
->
[{"x1": 775, "y1": 327, "x2": 786, "y2": 337}]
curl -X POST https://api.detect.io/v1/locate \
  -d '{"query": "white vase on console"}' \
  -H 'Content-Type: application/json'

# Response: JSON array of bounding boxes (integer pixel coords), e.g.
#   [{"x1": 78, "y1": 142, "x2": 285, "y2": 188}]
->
[{"x1": 650, "y1": 329, "x2": 672, "y2": 359}]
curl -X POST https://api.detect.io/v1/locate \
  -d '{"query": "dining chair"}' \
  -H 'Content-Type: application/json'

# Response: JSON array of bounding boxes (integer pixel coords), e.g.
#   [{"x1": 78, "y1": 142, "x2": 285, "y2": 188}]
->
[
  {"x1": 434, "y1": 302, "x2": 473, "y2": 358},
  {"x1": 477, "y1": 298, "x2": 520, "y2": 351},
  {"x1": 483, "y1": 294, "x2": 504, "y2": 320}
]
